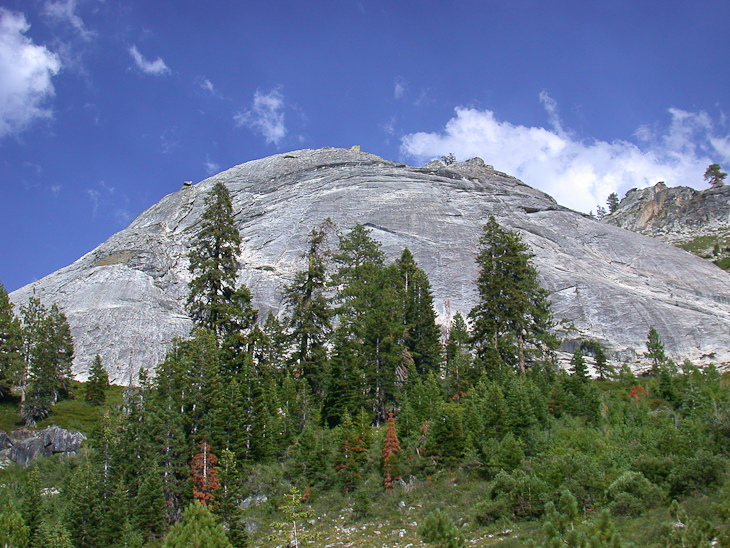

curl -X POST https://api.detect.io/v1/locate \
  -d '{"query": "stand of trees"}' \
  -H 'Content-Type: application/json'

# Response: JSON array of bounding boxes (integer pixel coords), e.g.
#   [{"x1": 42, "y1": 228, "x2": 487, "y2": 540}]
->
[{"x1": 2, "y1": 182, "x2": 730, "y2": 547}]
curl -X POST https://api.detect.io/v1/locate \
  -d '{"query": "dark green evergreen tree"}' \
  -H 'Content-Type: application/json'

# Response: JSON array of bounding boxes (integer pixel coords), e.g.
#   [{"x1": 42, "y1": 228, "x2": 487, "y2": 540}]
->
[
  {"x1": 284, "y1": 220, "x2": 334, "y2": 394},
  {"x1": 212, "y1": 449, "x2": 247, "y2": 548},
  {"x1": 20, "y1": 299, "x2": 74, "y2": 426},
  {"x1": 20, "y1": 466, "x2": 44, "y2": 546},
  {"x1": 607, "y1": 192, "x2": 620, "y2": 213},
  {"x1": 0, "y1": 499, "x2": 30, "y2": 548},
  {"x1": 63, "y1": 459, "x2": 103, "y2": 548},
  {"x1": 445, "y1": 313, "x2": 476, "y2": 401},
  {"x1": 261, "y1": 311, "x2": 289, "y2": 368},
  {"x1": 469, "y1": 216, "x2": 555, "y2": 374},
  {"x1": 704, "y1": 163, "x2": 727, "y2": 187},
  {"x1": 36, "y1": 520, "x2": 74, "y2": 548},
  {"x1": 570, "y1": 348, "x2": 588, "y2": 380},
  {"x1": 332, "y1": 225, "x2": 406, "y2": 421},
  {"x1": 418, "y1": 508, "x2": 465, "y2": 548},
  {"x1": 0, "y1": 279, "x2": 24, "y2": 398},
  {"x1": 187, "y1": 181, "x2": 256, "y2": 344},
  {"x1": 85, "y1": 354, "x2": 109, "y2": 406},
  {"x1": 396, "y1": 248, "x2": 442, "y2": 376},
  {"x1": 133, "y1": 462, "x2": 168, "y2": 543},
  {"x1": 645, "y1": 326, "x2": 667, "y2": 374}
]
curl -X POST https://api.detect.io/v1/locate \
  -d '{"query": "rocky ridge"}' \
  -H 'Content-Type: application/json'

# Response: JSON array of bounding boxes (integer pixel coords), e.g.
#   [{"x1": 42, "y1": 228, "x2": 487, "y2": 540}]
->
[
  {"x1": 603, "y1": 182, "x2": 730, "y2": 259},
  {"x1": 10, "y1": 147, "x2": 730, "y2": 378}
]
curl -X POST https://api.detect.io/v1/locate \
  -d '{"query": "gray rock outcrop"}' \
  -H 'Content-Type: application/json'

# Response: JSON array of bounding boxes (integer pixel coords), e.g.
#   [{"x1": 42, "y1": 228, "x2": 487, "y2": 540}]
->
[
  {"x1": 604, "y1": 182, "x2": 730, "y2": 254},
  {"x1": 10, "y1": 147, "x2": 730, "y2": 377},
  {"x1": 0, "y1": 426, "x2": 86, "y2": 466}
]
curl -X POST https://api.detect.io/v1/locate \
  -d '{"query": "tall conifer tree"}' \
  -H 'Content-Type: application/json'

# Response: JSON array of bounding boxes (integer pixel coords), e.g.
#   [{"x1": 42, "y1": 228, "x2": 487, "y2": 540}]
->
[
  {"x1": 396, "y1": 248, "x2": 442, "y2": 376},
  {"x1": 469, "y1": 216, "x2": 555, "y2": 374},
  {"x1": 0, "y1": 279, "x2": 23, "y2": 398},
  {"x1": 187, "y1": 182, "x2": 256, "y2": 344},
  {"x1": 284, "y1": 220, "x2": 334, "y2": 393}
]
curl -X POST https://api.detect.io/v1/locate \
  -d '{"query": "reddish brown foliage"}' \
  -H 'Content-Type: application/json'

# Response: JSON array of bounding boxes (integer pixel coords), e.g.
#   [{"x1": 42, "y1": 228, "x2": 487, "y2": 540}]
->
[
  {"x1": 191, "y1": 437, "x2": 219, "y2": 505},
  {"x1": 382, "y1": 411, "x2": 401, "y2": 489},
  {"x1": 630, "y1": 384, "x2": 647, "y2": 401}
]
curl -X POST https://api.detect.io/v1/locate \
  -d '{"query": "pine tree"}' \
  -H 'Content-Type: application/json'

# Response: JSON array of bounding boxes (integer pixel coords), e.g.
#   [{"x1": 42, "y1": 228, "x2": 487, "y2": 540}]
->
[
  {"x1": 570, "y1": 348, "x2": 588, "y2": 380},
  {"x1": 133, "y1": 462, "x2": 167, "y2": 543},
  {"x1": 0, "y1": 499, "x2": 30, "y2": 548},
  {"x1": 396, "y1": 248, "x2": 442, "y2": 375},
  {"x1": 418, "y1": 508, "x2": 464, "y2": 548},
  {"x1": 161, "y1": 501, "x2": 234, "y2": 548},
  {"x1": 272, "y1": 487, "x2": 318, "y2": 548},
  {"x1": 85, "y1": 354, "x2": 109, "y2": 406},
  {"x1": 0, "y1": 279, "x2": 24, "y2": 398},
  {"x1": 20, "y1": 300, "x2": 74, "y2": 426},
  {"x1": 284, "y1": 220, "x2": 335, "y2": 394},
  {"x1": 187, "y1": 181, "x2": 256, "y2": 343},
  {"x1": 704, "y1": 163, "x2": 727, "y2": 187},
  {"x1": 20, "y1": 464, "x2": 44, "y2": 545},
  {"x1": 192, "y1": 437, "x2": 219, "y2": 505},
  {"x1": 469, "y1": 216, "x2": 555, "y2": 374},
  {"x1": 645, "y1": 326, "x2": 667, "y2": 374},
  {"x1": 382, "y1": 410, "x2": 401, "y2": 489},
  {"x1": 212, "y1": 449, "x2": 247, "y2": 548},
  {"x1": 36, "y1": 520, "x2": 75, "y2": 548},
  {"x1": 261, "y1": 311, "x2": 289, "y2": 368},
  {"x1": 332, "y1": 225, "x2": 406, "y2": 421},
  {"x1": 607, "y1": 192, "x2": 620, "y2": 213},
  {"x1": 63, "y1": 459, "x2": 103, "y2": 548},
  {"x1": 335, "y1": 412, "x2": 363, "y2": 491}
]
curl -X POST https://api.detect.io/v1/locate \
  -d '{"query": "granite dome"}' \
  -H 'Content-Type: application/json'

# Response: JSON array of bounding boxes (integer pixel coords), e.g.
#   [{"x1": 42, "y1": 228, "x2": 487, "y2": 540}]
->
[{"x1": 11, "y1": 147, "x2": 730, "y2": 380}]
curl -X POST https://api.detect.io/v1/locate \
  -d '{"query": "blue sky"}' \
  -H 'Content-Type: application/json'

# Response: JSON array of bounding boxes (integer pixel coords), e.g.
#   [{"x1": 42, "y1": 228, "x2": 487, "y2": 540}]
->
[{"x1": 1, "y1": 0, "x2": 729, "y2": 292}]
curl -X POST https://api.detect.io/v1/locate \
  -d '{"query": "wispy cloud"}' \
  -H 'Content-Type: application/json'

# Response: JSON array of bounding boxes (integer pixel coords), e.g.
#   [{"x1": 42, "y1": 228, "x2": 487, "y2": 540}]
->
[
  {"x1": 160, "y1": 127, "x2": 179, "y2": 154},
  {"x1": 234, "y1": 87, "x2": 287, "y2": 146},
  {"x1": 204, "y1": 154, "x2": 220, "y2": 176},
  {"x1": 400, "y1": 94, "x2": 730, "y2": 214},
  {"x1": 129, "y1": 44, "x2": 170, "y2": 76},
  {"x1": 394, "y1": 77, "x2": 406, "y2": 100},
  {"x1": 87, "y1": 188, "x2": 100, "y2": 218},
  {"x1": 0, "y1": 9, "x2": 61, "y2": 139},
  {"x1": 51, "y1": 184, "x2": 61, "y2": 196},
  {"x1": 42, "y1": 0, "x2": 96, "y2": 42},
  {"x1": 87, "y1": 180, "x2": 128, "y2": 222},
  {"x1": 196, "y1": 76, "x2": 223, "y2": 98}
]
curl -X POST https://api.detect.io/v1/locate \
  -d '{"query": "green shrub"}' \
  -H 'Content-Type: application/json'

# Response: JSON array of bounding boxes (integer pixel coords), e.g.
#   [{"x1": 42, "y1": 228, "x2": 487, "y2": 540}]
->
[{"x1": 607, "y1": 471, "x2": 664, "y2": 515}]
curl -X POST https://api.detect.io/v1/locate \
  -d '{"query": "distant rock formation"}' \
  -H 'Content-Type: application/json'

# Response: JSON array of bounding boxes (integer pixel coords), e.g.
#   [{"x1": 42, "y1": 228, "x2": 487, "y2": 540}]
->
[
  {"x1": 10, "y1": 148, "x2": 730, "y2": 378},
  {"x1": 604, "y1": 182, "x2": 730, "y2": 260},
  {"x1": 0, "y1": 426, "x2": 86, "y2": 466}
]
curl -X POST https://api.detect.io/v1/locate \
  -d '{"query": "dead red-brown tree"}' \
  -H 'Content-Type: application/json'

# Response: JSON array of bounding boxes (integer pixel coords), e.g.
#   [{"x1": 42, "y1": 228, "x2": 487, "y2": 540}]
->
[
  {"x1": 382, "y1": 411, "x2": 401, "y2": 489},
  {"x1": 192, "y1": 436, "x2": 219, "y2": 505}
]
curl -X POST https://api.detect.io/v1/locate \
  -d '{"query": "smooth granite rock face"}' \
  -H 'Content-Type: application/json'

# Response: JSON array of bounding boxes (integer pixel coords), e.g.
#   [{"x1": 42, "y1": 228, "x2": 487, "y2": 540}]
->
[{"x1": 10, "y1": 148, "x2": 730, "y2": 379}]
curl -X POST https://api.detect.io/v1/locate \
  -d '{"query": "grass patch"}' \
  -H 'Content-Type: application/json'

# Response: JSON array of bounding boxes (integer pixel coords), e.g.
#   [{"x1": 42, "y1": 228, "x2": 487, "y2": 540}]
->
[{"x1": 0, "y1": 382, "x2": 126, "y2": 435}]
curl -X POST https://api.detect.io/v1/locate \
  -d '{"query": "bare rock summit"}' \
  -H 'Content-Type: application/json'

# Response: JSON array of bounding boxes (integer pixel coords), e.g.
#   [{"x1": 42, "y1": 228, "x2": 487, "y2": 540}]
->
[{"x1": 11, "y1": 147, "x2": 730, "y2": 379}]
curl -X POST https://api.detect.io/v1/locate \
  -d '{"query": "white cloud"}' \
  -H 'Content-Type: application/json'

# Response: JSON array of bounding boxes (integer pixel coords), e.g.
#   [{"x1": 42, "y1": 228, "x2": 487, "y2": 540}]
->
[
  {"x1": 204, "y1": 154, "x2": 220, "y2": 176},
  {"x1": 129, "y1": 44, "x2": 170, "y2": 76},
  {"x1": 0, "y1": 9, "x2": 61, "y2": 139},
  {"x1": 42, "y1": 0, "x2": 96, "y2": 42},
  {"x1": 394, "y1": 77, "x2": 406, "y2": 100},
  {"x1": 234, "y1": 88, "x2": 287, "y2": 146},
  {"x1": 87, "y1": 188, "x2": 100, "y2": 218},
  {"x1": 400, "y1": 95, "x2": 730, "y2": 213},
  {"x1": 196, "y1": 76, "x2": 220, "y2": 97},
  {"x1": 51, "y1": 184, "x2": 61, "y2": 196}
]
